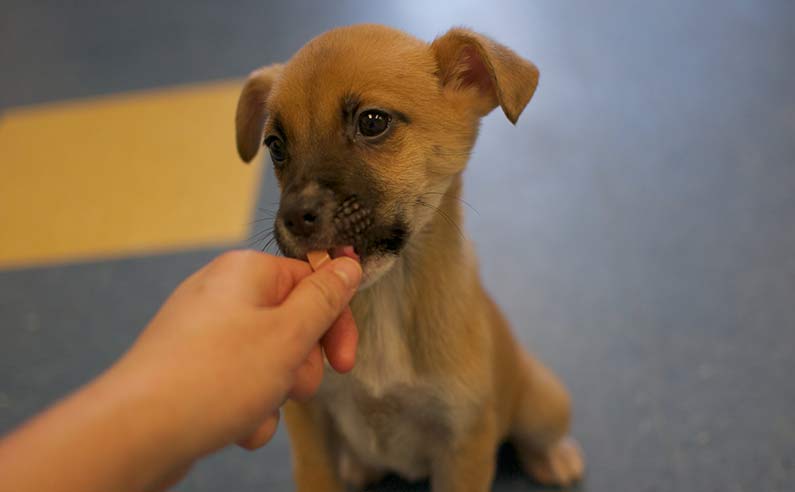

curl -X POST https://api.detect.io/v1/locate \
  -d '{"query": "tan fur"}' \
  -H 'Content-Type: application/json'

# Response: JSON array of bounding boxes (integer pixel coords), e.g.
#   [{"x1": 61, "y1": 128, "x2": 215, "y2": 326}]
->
[
  {"x1": 235, "y1": 64, "x2": 284, "y2": 162},
  {"x1": 236, "y1": 24, "x2": 584, "y2": 491}
]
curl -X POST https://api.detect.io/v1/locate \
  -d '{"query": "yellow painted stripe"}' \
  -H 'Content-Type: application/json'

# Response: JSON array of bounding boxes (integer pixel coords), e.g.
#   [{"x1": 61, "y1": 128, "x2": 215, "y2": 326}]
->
[{"x1": 0, "y1": 81, "x2": 262, "y2": 269}]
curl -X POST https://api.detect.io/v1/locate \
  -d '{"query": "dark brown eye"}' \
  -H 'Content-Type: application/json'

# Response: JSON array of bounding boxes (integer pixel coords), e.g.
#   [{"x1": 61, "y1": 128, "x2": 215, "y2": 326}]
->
[
  {"x1": 264, "y1": 136, "x2": 286, "y2": 162},
  {"x1": 357, "y1": 110, "x2": 391, "y2": 137}
]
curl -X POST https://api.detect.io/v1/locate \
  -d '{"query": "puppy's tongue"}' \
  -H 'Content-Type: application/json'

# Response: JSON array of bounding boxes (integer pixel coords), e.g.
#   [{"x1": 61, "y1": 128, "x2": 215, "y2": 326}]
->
[
  {"x1": 306, "y1": 246, "x2": 359, "y2": 271},
  {"x1": 330, "y1": 245, "x2": 360, "y2": 262}
]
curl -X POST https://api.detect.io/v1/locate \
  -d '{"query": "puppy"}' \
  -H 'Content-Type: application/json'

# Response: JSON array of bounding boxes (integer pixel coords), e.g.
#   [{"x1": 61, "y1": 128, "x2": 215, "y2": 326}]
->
[{"x1": 235, "y1": 24, "x2": 584, "y2": 491}]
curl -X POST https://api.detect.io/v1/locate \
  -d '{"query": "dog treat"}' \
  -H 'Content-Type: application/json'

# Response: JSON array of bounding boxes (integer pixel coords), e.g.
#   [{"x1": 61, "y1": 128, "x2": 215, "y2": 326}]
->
[{"x1": 307, "y1": 250, "x2": 331, "y2": 271}]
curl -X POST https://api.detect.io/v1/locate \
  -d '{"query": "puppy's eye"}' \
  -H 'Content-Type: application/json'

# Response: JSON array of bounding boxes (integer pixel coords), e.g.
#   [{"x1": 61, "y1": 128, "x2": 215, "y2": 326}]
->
[
  {"x1": 264, "y1": 136, "x2": 287, "y2": 163},
  {"x1": 357, "y1": 110, "x2": 391, "y2": 138}
]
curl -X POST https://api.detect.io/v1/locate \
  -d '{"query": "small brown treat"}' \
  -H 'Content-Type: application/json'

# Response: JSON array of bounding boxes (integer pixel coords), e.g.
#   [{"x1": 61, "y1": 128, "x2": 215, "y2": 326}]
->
[{"x1": 307, "y1": 250, "x2": 331, "y2": 271}]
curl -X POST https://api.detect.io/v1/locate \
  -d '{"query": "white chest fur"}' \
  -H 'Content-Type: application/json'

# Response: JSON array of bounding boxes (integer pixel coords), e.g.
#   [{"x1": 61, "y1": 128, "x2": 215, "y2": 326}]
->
[{"x1": 318, "y1": 289, "x2": 451, "y2": 480}]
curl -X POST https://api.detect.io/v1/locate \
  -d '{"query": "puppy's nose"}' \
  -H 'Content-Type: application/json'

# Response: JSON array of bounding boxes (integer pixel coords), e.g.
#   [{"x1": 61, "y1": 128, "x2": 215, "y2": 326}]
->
[{"x1": 283, "y1": 205, "x2": 320, "y2": 238}]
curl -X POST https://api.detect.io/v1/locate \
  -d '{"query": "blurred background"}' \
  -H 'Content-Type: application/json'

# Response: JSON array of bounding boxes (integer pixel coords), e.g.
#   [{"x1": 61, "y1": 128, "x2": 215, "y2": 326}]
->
[{"x1": 1, "y1": 1, "x2": 794, "y2": 491}]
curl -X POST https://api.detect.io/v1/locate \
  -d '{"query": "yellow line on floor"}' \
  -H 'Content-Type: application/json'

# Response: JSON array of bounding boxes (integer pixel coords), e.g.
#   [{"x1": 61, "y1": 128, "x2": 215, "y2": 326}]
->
[{"x1": 0, "y1": 80, "x2": 262, "y2": 269}]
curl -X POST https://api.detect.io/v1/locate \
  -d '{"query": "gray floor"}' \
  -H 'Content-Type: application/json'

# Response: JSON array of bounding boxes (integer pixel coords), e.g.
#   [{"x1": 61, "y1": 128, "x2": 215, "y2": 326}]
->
[{"x1": 2, "y1": 1, "x2": 794, "y2": 491}]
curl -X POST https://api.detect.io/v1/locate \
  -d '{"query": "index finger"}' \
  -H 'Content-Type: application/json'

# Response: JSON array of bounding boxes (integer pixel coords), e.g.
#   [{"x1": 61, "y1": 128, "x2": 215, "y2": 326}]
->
[
  {"x1": 261, "y1": 255, "x2": 316, "y2": 306},
  {"x1": 321, "y1": 306, "x2": 358, "y2": 373},
  {"x1": 196, "y1": 250, "x2": 314, "y2": 307}
]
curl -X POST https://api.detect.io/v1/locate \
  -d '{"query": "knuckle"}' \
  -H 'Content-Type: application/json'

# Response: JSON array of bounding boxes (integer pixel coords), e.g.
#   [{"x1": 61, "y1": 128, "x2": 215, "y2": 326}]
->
[
  {"x1": 290, "y1": 361, "x2": 323, "y2": 401},
  {"x1": 290, "y1": 379, "x2": 321, "y2": 402},
  {"x1": 214, "y1": 249, "x2": 248, "y2": 266},
  {"x1": 214, "y1": 249, "x2": 268, "y2": 269},
  {"x1": 238, "y1": 439, "x2": 258, "y2": 451}
]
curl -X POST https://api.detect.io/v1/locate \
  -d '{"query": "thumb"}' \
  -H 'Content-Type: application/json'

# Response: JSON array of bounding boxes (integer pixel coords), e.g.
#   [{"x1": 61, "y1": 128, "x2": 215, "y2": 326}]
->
[{"x1": 277, "y1": 257, "x2": 362, "y2": 348}]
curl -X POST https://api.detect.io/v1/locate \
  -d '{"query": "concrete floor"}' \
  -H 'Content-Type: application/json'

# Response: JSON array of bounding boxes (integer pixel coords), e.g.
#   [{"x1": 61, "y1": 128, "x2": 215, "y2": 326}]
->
[{"x1": 2, "y1": 1, "x2": 794, "y2": 491}]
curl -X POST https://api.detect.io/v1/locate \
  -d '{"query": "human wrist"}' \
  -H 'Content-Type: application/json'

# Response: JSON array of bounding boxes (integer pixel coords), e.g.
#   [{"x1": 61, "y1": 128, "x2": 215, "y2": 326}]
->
[{"x1": 76, "y1": 362, "x2": 198, "y2": 491}]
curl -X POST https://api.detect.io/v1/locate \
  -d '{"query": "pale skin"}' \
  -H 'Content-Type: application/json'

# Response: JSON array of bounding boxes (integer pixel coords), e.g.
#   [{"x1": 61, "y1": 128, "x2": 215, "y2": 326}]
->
[{"x1": 0, "y1": 250, "x2": 363, "y2": 492}]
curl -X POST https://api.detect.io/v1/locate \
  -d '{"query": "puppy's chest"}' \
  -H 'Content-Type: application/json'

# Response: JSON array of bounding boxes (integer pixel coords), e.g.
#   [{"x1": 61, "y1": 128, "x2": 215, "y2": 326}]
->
[{"x1": 319, "y1": 314, "x2": 453, "y2": 479}]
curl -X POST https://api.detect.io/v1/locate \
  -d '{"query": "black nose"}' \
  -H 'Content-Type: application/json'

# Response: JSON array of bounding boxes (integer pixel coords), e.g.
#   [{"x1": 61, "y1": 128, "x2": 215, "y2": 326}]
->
[{"x1": 283, "y1": 206, "x2": 319, "y2": 238}]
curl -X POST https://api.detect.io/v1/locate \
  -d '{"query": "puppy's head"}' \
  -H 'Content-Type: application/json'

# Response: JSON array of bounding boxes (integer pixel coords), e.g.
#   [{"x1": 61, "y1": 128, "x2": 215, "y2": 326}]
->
[{"x1": 236, "y1": 24, "x2": 538, "y2": 286}]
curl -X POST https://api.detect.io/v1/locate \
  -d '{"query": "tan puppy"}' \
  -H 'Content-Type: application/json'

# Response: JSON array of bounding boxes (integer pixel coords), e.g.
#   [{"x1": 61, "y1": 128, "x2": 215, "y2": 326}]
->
[{"x1": 235, "y1": 24, "x2": 584, "y2": 491}]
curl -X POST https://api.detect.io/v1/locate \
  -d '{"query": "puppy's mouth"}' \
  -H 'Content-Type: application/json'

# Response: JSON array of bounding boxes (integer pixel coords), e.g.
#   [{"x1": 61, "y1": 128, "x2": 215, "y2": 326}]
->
[
  {"x1": 276, "y1": 226, "x2": 405, "y2": 264},
  {"x1": 274, "y1": 194, "x2": 408, "y2": 264},
  {"x1": 327, "y1": 245, "x2": 361, "y2": 262}
]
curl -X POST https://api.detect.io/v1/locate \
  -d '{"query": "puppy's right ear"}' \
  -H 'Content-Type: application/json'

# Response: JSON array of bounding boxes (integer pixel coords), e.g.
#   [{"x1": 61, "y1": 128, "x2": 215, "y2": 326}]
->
[{"x1": 235, "y1": 64, "x2": 283, "y2": 163}]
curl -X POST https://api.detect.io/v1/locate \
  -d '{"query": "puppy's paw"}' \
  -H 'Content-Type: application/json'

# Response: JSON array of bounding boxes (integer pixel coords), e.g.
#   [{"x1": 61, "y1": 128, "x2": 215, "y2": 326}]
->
[{"x1": 522, "y1": 437, "x2": 584, "y2": 487}]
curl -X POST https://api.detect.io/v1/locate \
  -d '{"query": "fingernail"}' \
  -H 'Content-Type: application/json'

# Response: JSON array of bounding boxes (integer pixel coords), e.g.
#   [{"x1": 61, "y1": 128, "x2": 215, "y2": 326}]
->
[{"x1": 332, "y1": 258, "x2": 362, "y2": 288}]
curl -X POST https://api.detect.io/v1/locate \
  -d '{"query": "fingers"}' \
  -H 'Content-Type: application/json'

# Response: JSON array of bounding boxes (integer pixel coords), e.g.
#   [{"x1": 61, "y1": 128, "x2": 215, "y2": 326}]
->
[
  {"x1": 200, "y1": 250, "x2": 314, "y2": 307},
  {"x1": 321, "y1": 306, "x2": 358, "y2": 373},
  {"x1": 285, "y1": 308, "x2": 359, "y2": 405},
  {"x1": 276, "y1": 257, "x2": 362, "y2": 350},
  {"x1": 236, "y1": 410, "x2": 280, "y2": 451},
  {"x1": 264, "y1": 256, "x2": 316, "y2": 305},
  {"x1": 288, "y1": 345, "x2": 324, "y2": 401},
  {"x1": 287, "y1": 308, "x2": 358, "y2": 403}
]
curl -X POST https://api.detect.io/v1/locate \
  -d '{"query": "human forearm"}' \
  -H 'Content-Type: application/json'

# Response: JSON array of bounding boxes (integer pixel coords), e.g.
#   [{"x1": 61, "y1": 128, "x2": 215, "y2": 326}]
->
[{"x1": 0, "y1": 362, "x2": 194, "y2": 492}]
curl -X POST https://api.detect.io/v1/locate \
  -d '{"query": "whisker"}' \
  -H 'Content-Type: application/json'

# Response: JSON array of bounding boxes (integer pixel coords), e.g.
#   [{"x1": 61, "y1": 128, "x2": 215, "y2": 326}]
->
[
  {"x1": 416, "y1": 199, "x2": 465, "y2": 240},
  {"x1": 248, "y1": 225, "x2": 274, "y2": 239},
  {"x1": 246, "y1": 227, "x2": 274, "y2": 247},
  {"x1": 249, "y1": 216, "x2": 275, "y2": 225},
  {"x1": 418, "y1": 191, "x2": 479, "y2": 215},
  {"x1": 257, "y1": 206, "x2": 278, "y2": 215},
  {"x1": 261, "y1": 236, "x2": 278, "y2": 253}
]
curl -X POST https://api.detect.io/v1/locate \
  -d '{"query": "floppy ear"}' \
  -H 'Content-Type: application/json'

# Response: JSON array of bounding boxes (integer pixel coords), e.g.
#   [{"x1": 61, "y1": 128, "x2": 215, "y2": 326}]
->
[
  {"x1": 235, "y1": 64, "x2": 283, "y2": 163},
  {"x1": 431, "y1": 28, "x2": 539, "y2": 124}
]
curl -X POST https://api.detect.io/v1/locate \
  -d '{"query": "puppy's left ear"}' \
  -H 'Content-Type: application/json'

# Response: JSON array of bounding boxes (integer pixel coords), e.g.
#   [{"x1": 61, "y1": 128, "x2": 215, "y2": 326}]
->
[
  {"x1": 431, "y1": 28, "x2": 539, "y2": 124},
  {"x1": 235, "y1": 64, "x2": 283, "y2": 163}
]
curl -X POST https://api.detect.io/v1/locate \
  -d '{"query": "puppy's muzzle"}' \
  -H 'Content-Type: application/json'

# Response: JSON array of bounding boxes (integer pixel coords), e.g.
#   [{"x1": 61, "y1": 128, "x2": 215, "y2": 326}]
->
[
  {"x1": 281, "y1": 194, "x2": 323, "y2": 239},
  {"x1": 277, "y1": 182, "x2": 373, "y2": 255}
]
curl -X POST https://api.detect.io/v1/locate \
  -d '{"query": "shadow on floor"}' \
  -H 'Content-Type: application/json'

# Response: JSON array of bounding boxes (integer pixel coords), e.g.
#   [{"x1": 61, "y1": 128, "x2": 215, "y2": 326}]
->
[{"x1": 369, "y1": 443, "x2": 584, "y2": 492}]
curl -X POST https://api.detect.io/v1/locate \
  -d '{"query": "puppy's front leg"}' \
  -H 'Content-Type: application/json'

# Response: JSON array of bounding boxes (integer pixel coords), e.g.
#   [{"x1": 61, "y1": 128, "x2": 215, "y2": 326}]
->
[
  {"x1": 283, "y1": 400, "x2": 345, "y2": 492},
  {"x1": 431, "y1": 410, "x2": 498, "y2": 492}
]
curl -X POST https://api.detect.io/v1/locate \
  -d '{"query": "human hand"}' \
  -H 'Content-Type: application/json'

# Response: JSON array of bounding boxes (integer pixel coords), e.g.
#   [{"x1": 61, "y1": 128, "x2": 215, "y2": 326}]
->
[
  {"x1": 109, "y1": 250, "x2": 362, "y2": 487},
  {"x1": 0, "y1": 250, "x2": 362, "y2": 492}
]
